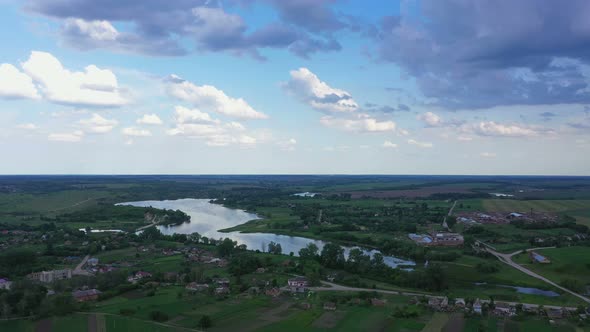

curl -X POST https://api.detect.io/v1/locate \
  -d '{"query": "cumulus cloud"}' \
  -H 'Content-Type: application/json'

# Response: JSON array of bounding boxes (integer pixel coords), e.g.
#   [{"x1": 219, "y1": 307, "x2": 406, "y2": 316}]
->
[
  {"x1": 79, "y1": 113, "x2": 118, "y2": 134},
  {"x1": 26, "y1": 1, "x2": 346, "y2": 59},
  {"x1": 122, "y1": 127, "x2": 151, "y2": 137},
  {"x1": 320, "y1": 113, "x2": 396, "y2": 133},
  {"x1": 0, "y1": 64, "x2": 40, "y2": 100},
  {"x1": 48, "y1": 130, "x2": 84, "y2": 142},
  {"x1": 408, "y1": 139, "x2": 433, "y2": 148},
  {"x1": 375, "y1": 0, "x2": 590, "y2": 109},
  {"x1": 283, "y1": 68, "x2": 358, "y2": 113},
  {"x1": 465, "y1": 121, "x2": 552, "y2": 137},
  {"x1": 167, "y1": 105, "x2": 257, "y2": 147},
  {"x1": 61, "y1": 18, "x2": 185, "y2": 56},
  {"x1": 166, "y1": 75, "x2": 267, "y2": 120},
  {"x1": 382, "y1": 140, "x2": 398, "y2": 148},
  {"x1": 137, "y1": 114, "x2": 162, "y2": 125},
  {"x1": 15, "y1": 51, "x2": 129, "y2": 107},
  {"x1": 418, "y1": 112, "x2": 442, "y2": 127}
]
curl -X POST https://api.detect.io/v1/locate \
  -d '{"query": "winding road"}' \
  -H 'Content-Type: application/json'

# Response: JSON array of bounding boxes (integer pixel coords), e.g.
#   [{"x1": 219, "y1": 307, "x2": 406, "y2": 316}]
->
[{"x1": 478, "y1": 242, "x2": 590, "y2": 304}]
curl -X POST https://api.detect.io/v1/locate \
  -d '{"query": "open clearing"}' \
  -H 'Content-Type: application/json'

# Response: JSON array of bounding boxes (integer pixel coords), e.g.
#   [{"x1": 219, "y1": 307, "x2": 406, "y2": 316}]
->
[{"x1": 482, "y1": 199, "x2": 590, "y2": 213}]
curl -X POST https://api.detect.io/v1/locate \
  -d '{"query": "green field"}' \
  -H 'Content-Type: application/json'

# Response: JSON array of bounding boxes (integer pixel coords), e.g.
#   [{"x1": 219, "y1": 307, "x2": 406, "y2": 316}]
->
[
  {"x1": 482, "y1": 199, "x2": 590, "y2": 214},
  {"x1": 513, "y1": 246, "x2": 590, "y2": 285}
]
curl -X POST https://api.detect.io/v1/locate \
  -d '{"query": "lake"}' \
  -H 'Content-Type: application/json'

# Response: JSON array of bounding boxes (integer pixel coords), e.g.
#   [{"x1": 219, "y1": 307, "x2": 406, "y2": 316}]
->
[{"x1": 118, "y1": 198, "x2": 415, "y2": 268}]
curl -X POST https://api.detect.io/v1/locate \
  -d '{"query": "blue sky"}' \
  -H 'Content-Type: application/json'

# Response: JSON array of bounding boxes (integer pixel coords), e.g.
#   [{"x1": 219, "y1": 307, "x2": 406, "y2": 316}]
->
[{"x1": 0, "y1": 0, "x2": 589, "y2": 175}]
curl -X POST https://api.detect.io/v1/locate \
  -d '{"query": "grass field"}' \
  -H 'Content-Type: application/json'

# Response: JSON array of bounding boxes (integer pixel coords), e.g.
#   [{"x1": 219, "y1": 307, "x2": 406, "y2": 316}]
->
[
  {"x1": 513, "y1": 246, "x2": 590, "y2": 285},
  {"x1": 482, "y1": 199, "x2": 590, "y2": 213}
]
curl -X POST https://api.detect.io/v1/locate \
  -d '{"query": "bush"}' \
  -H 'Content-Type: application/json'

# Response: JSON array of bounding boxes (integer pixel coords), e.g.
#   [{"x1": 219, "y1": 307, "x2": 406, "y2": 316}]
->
[
  {"x1": 149, "y1": 310, "x2": 169, "y2": 322},
  {"x1": 119, "y1": 308, "x2": 135, "y2": 316}
]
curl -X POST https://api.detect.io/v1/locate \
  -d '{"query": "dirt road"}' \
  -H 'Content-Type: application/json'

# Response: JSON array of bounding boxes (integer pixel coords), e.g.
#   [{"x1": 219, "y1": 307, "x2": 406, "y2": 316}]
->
[{"x1": 73, "y1": 255, "x2": 91, "y2": 276}]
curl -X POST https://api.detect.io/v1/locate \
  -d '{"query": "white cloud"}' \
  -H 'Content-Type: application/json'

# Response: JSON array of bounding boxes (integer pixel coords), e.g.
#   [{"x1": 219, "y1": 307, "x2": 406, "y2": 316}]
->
[
  {"x1": 480, "y1": 152, "x2": 497, "y2": 158},
  {"x1": 283, "y1": 68, "x2": 358, "y2": 113},
  {"x1": 0, "y1": 63, "x2": 40, "y2": 100},
  {"x1": 277, "y1": 138, "x2": 297, "y2": 151},
  {"x1": 466, "y1": 121, "x2": 550, "y2": 137},
  {"x1": 64, "y1": 18, "x2": 119, "y2": 41},
  {"x1": 173, "y1": 105, "x2": 219, "y2": 124},
  {"x1": 167, "y1": 106, "x2": 257, "y2": 146},
  {"x1": 16, "y1": 123, "x2": 38, "y2": 130},
  {"x1": 166, "y1": 75, "x2": 267, "y2": 119},
  {"x1": 48, "y1": 130, "x2": 84, "y2": 142},
  {"x1": 408, "y1": 139, "x2": 433, "y2": 148},
  {"x1": 382, "y1": 140, "x2": 398, "y2": 148},
  {"x1": 122, "y1": 127, "x2": 152, "y2": 137},
  {"x1": 320, "y1": 114, "x2": 396, "y2": 133},
  {"x1": 418, "y1": 112, "x2": 442, "y2": 127},
  {"x1": 79, "y1": 113, "x2": 118, "y2": 134},
  {"x1": 137, "y1": 114, "x2": 162, "y2": 125},
  {"x1": 21, "y1": 51, "x2": 128, "y2": 107}
]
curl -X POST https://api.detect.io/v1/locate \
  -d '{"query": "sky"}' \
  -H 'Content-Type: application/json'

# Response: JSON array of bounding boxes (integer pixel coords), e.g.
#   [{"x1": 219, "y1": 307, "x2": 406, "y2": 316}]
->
[{"x1": 0, "y1": 0, "x2": 589, "y2": 175}]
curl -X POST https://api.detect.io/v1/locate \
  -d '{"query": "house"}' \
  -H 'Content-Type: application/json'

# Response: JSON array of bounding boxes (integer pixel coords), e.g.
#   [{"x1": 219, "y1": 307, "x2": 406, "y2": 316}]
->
[
  {"x1": 28, "y1": 269, "x2": 72, "y2": 283},
  {"x1": 215, "y1": 278, "x2": 230, "y2": 287},
  {"x1": 288, "y1": 277, "x2": 309, "y2": 293},
  {"x1": 507, "y1": 212, "x2": 525, "y2": 219},
  {"x1": 547, "y1": 308, "x2": 564, "y2": 319},
  {"x1": 323, "y1": 302, "x2": 336, "y2": 311},
  {"x1": 127, "y1": 271, "x2": 152, "y2": 283},
  {"x1": 370, "y1": 298, "x2": 387, "y2": 306},
  {"x1": 72, "y1": 289, "x2": 101, "y2": 302},
  {"x1": 530, "y1": 251, "x2": 551, "y2": 264},
  {"x1": 454, "y1": 298, "x2": 466, "y2": 308},
  {"x1": 186, "y1": 282, "x2": 209, "y2": 292},
  {"x1": 473, "y1": 299, "x2": 482, "y2": 314},
  {"x1": 0, "y1": 278, "x2": 12, "y2": 290},
  {"x1": 431, "y1": 232, "x2": 464, "y2": 246},
  {"x1": 255, "y1": 267, "x2": 266, "y2": 274},
  {"x1": 215, "y1": 287, "x2": 230, "y2": 295},
  {"x1": 87, "y1": 258, "x2": 99, "y2": 266},
  {"x1": 494, "y1": 302, "x2": 514, "y2": 315},
  {"x1": 523, "y1": 304, "x2": 538, "y2": 313}
]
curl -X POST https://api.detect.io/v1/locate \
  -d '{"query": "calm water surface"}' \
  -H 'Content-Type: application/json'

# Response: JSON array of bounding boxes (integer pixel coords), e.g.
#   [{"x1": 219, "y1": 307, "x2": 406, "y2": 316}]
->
[{"x1": 118, "y1": 198, "x2": 415, "y2": 268}]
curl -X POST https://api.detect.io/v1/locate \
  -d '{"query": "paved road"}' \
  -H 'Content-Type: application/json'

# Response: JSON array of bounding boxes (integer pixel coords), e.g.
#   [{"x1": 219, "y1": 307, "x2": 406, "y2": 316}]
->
[
  {"x1": 73, "y1": 254, "x2": 91, "y2": 276},
  {"x1": 479, "y1": 243, "x2": 590, "y2": 304},
  {"x1": 310, "y1": 281, "x2": 579, "y2": 310}
]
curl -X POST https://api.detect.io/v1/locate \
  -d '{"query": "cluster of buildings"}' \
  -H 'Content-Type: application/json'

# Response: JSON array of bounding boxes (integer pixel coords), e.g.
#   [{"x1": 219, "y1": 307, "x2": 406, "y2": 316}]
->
[
  {"x1": 72, "y1": 288, "x2": 101, "y2": 302},
  {"x1": 455, "y1": 211, "x2": 557, "y2": 225},
  {"x1": 426, "y1": 296, "x2": 575, "y2": 319},
  {"x1": 408, "y1": 232, "x2": 464, "y2": 247},
  {"x1": 186, "y1": 247, "x2": 228, "y2": 267},
  {"x1": 27, "y1": 269, "x2": 72, "y2": 283},
  {"x1": 127, "y1": 271, "x2": 152, "y2": 284}
]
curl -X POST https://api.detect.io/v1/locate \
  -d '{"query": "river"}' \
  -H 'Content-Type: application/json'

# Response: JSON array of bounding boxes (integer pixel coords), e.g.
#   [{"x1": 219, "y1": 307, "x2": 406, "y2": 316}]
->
[{"x1": 117, "y1": 198, "x2": 415, "y2": 269}]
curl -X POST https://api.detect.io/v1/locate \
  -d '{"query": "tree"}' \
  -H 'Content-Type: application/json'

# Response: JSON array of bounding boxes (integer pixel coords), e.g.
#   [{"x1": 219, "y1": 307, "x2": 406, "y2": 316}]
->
[
  {"x1": 199, "y1": 315, "x2": 212, "y2": 329},
  {"x1": 299, "y1": 243, "x2": 319, "y2": 260},
  {"x1": 320, "y1": 243, "x2": 345, "y2": 268},
  {"x1": 217, "y1": 238, "x2": 236, "y2": 257},
  {"x1": 267, "y1": 241, "x2": 282, "y2": 255}
]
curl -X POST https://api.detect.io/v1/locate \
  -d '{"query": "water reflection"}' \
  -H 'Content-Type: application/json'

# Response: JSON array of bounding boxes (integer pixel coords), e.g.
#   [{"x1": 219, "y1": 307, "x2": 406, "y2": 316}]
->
[{"x1": 118, "y1": 198, "x2": 415, "y2": 268}]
